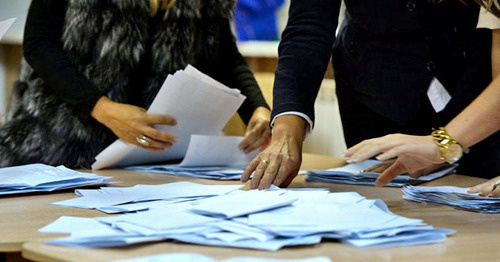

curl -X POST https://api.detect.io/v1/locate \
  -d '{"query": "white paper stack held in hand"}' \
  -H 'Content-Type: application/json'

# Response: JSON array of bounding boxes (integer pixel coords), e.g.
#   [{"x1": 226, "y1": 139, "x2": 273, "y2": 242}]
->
[
  {"x1": 403, "y1": 185, "x2": 500, "y2": 213},
  {"x1": 114, "y1": 253, "x2": 331, "y2": 262},
  {"x1": 306, "y1": 160, "x2": 457, "y2": 187},
  {"x1": 0, "y1": 164, "x2": 111, "y2": 195},
  {"x1": 91, "y1": 65, "x2": 246, "y2": 170},
  {"x1": 42, "y1": 182, "x2": 454, "y2": 250},
  {"x1": 125, "y1": 135, "x2": 259, "y2": 180}
]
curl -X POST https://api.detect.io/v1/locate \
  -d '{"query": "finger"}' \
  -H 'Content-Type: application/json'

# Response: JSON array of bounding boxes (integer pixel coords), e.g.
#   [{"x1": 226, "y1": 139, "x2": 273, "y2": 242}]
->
[
  {"x1": 145, "y1": 114, "x2": 177, "y2": 126},
  {"x1": 244, "y1": 131, "x2": 271, "y2": 154},
  {"x1": 365, "y1": 163, "x2": 390, "y2": 173},
  {"x1": 129, "y1": 134, "x2": 165, "y2": 152},
  {"x1": 273, "y1": 155, "x2": 300, "y2": 187},
  {"x1": 250, "y1": 161, "x2": 269, "y2": 189},
  {"x1": 258, "y1": 154, "x2": 283, "y2": 190},
  {"x1": 241, "y1": 156, "x2": 261, "y2": 182},
  {"x1": 375, "y1": 160, "x2": 408, "y2": 187},
  {"x1": 487, "y1": 187, "x2": 500, "y2": 197},
  {"x1": 239, "y1": 127, "x2": 264, "y2": 151},
  {"x1": 342, "y1": 140, "x2": 370, "y2": 157},
  {"x1": 141, "y1": 126, "x2": 178, "y2": 143},
  {"x1": 479, "y1": 183, "x2": 496, "y2": 197},
  {"x1": 408, "y1": 169, "x2": 424, "y2": 178},
  {"x1": 143, "y1": 136, "x2": 173, "y2": 150},
  {"x1": 375, "y1": 146, "x2": 405, "y2": 161}
]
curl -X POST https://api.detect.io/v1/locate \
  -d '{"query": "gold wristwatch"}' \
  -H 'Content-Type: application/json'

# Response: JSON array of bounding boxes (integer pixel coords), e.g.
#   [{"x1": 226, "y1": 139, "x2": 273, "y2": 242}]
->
[{"x1": 431, "y1": 127, "x2": 464, "y2": 164}]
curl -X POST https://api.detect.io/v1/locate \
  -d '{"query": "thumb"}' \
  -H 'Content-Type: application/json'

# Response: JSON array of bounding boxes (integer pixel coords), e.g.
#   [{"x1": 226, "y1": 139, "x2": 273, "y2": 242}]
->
[{"x1": 375, "y1": 159, "x2": 408, "y2": 187}]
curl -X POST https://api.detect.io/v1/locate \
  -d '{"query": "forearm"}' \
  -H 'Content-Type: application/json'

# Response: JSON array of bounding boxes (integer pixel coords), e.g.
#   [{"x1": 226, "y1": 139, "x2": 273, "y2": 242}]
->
[
  {"x1": 446, "y1": 75, "x2": 500, "y2": 148},
  {"x1": 446, "y1": 29, "x2": 500, "y2": 148}
]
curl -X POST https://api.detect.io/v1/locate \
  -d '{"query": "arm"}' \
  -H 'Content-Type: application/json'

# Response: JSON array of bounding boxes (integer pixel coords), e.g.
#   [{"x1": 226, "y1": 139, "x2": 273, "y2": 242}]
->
[
  {"x1": 242, "y1": 0, "x2": 341, "y2": 189},
  {"x1": 216, "y1": 21, "x2": 272, "y2": 153},
  {"x1": 343, "y1": 29, "x2": 500, "y2": 186},
  {"x1": 23, "y1": 0, "x2": 178, "y2": 151}
]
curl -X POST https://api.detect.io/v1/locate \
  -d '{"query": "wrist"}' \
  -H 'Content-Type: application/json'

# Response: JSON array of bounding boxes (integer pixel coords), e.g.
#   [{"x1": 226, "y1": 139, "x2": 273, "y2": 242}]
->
[
  {"x1": 272, "y1": 115, "x2": 307, "y2": 142},
  {"x1": 90, "y1": 96, "x2": 113, "y2": 124}
]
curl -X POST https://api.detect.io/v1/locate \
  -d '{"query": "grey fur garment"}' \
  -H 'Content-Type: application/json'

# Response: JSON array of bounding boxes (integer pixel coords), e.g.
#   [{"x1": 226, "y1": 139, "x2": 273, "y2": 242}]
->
[{"x1": 0, "y1": 0, "x2": 237, "y2": 168}]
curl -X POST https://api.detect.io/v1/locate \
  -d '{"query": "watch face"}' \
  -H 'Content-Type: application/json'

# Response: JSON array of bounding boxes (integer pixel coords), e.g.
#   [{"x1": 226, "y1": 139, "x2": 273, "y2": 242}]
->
[{"x1": 445, "y1": 143, "x2": 463, "y2": 163}]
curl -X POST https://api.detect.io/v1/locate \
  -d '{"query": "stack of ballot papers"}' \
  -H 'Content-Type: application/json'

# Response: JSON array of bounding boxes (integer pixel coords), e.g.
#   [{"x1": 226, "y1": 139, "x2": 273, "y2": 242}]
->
[
  {"x1": 0, "y1": 164, "x2": 111, "y2": 195},
  {"x1": 42, "y1": 182, "x2": 454, "y2": 250},
  {"x1": 306, "y1": 160, "x2": 457, "y2": 187},
  {"x1": 115, "y1": 253, "x2": 330, "y2": 262},
  {"x1": 92, "y1": 65, "x2": 246, "y2": 170},
  {"x1": 403, "y1": 185, "x2": 500, "y2": 213},
  {"x1": 126, "y1": 135, "x2": 259, "y2": 180}
]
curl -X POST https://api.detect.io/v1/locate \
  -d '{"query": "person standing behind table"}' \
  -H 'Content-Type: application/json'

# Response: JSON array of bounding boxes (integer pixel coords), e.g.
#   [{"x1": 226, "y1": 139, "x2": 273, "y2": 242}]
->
[
  {"x1": 0, "y1": 0, "x2": 271, "y2": 169},
  {"x1": 342, "y1": 1, "x2": 500, "y2": 195},
  {"x1": 241, "y1": 0, "x2": 495, "y2": 189}
]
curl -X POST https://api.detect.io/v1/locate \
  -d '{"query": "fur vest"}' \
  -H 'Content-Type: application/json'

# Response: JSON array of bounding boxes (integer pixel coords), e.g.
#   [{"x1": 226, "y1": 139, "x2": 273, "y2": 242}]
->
[{"x1": 1, "y1": 0, "x2": 236, "y2": 168}]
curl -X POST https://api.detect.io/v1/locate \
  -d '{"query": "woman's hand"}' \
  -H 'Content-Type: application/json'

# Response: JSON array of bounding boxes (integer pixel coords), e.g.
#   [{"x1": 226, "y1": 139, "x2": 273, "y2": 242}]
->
[
  {"x1": 342, "y1": 134, "x2": 444, "y2": 186},
  {"x1": 239, "y1": 107, "x2": 271, "y2": 153},
  {"x1": 241, "y1": 115, "x2": 306, "y2": 189},
  {"x1": 91, "y1": 96, "x2": 178, "y2": 151},
  {"x1": 364, "y1": 159, "x2": 444, "y2": 178},
  {"x1": 468, "y1": 176, "x2": 500, "y2": 197}
]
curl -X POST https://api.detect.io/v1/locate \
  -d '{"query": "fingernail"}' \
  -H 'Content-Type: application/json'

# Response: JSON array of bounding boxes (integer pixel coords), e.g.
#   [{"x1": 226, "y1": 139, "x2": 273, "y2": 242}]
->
[{"x1": 250, "y1": 181, "x2": 258, "y2": 189}]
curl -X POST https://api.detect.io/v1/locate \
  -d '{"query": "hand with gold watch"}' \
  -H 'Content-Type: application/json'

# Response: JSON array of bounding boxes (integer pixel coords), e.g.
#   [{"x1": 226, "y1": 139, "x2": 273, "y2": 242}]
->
[{"x1": 431, "y1": 127, "x2": 467, "y2": 164}]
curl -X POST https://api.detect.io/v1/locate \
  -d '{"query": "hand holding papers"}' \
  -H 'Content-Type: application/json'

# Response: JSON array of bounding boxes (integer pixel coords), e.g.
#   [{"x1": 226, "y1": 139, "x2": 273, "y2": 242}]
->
[
  {"x1": 403, "y1": 185, "x2": 500, "y2": 213},
  {"x1": 0, "y1": 164, "x2": 111, "y2": 195},
  {"x1": 0, "y1": 18, "x2": 16, "y2": 40},
  {"x1": 306, "y1": 160, "x2": 457, "y2": 187},
  {"x1": 43, "y1": 182, "x2": 454, "y2": 250},
  {"x1": 92, "y1": 66, "x2": 246, "y2": 170}
]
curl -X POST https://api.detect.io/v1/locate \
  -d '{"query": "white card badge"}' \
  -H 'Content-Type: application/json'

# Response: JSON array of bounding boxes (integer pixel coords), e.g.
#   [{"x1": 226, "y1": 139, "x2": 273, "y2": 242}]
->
[{"x1": 427, "y1": 77, "x2": 452, "y2": 113}]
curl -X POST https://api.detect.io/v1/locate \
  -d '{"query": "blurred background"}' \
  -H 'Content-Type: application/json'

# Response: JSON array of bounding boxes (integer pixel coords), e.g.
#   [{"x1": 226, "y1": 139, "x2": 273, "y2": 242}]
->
[{"x1": 0, "y1": 0, "x2": 347, "y2": 157}]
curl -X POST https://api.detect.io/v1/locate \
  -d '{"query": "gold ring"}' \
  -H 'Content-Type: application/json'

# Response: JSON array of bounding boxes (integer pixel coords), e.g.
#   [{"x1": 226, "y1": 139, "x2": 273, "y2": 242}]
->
[
  {"x1": 135, "y1": 135, "x2": 150, "y2": 147},
  {"x1": 261, "y1": 159, "x2": 269, "y2": 165}
]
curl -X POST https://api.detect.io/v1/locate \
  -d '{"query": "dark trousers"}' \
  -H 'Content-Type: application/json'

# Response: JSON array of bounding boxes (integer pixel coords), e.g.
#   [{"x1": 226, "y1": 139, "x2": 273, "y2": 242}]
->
[{"x1": 336, "y1": 85, "x2": 499, "y2": 179}]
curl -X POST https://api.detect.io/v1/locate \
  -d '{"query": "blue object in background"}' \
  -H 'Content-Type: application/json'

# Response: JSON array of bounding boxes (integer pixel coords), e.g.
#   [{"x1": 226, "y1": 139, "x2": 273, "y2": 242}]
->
[{"x1": 234, "y1": 0, "x2": 285, "y2": 41}]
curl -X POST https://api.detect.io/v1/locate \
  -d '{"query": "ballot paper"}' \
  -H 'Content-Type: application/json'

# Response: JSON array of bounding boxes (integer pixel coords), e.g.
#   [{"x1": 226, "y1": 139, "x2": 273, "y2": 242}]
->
[
  {"x1": 0, "y1": 164, "x2": 111, "y2": 195},
  {"x1": 306, "y1": 160, "x2": 457, "y2": 187},
  {"x1": 42, "y1": 183, "x2": 454, "y2": 250},
  {"x1": 115, "y1": 253, "x2": 331, "y2": 262},
  {"x1": 0, "y1": 18, "x2": 16, "y2": 40},
  {"x1": 125, "y1": 135, "x2": 258, "y2": 180},
  {"x1": 51, "y1": 182, "x2": 243, "y2": 210},
  {"x1": 92, "y1": 66, "x2": 246, "y2": 170},
  {"x1": 402, "y1": 185, "x2": 500, "y2": 213}
]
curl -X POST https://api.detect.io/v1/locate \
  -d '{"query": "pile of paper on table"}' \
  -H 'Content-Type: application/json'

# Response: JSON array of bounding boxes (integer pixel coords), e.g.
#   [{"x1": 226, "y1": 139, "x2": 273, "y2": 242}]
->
[
  {"x1": 115, "y1": 253, "x2": 331, "y2": 262},
  {"x1": 126, "y1": 135, "x2": 258, "y2": 180},
  {"x1": 42, "y1": 182, "x2": 454, "y2": 250},
  {"x1": 403, "y1": 185, "x2": 500, "y2": 213},
  {"x1": 306, "y1": 160, "x2": 457, "y2": 187},
  {"x1": 91, "y1": 65, "x2": 246, "y2": 170},
  {"x1": 0, "y1": 164, "x2": 111, "y2": 195}
]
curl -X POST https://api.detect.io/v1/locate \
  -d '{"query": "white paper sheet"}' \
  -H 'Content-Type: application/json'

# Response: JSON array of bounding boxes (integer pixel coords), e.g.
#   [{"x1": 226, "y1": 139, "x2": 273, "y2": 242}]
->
[
  {"x1": 115, "y1": 253, "x2": 331, "y2": 262},
  {"x1": 0, "y1": 18, "x2": 16, "y2": 40},
  {"x1": 92, "y1": 65, "x2": 246, "y2": 170},
  {"x1": 180, "y1": 135, "x2": 259, "y2": 167}
]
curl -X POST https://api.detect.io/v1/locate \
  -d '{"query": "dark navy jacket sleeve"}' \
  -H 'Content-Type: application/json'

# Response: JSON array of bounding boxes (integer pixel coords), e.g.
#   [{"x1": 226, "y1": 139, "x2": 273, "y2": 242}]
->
[
  {"x1": 272, "y1": 0, "x2": 341, "y2": 125},
  {"x1": 23, "y1": 0, "x2": 103, "y2": 117}
]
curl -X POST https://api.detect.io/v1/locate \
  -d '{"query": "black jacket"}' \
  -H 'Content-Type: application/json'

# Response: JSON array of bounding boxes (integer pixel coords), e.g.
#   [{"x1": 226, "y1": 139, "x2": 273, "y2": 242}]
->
[{"x1": 272, "y1": 0, "x2": 491, "y2": 126}]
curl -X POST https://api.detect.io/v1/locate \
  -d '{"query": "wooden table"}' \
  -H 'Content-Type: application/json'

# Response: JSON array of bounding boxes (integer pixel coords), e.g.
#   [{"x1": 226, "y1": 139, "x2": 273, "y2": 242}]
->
[{"x1": 2, "y1": 154, "x2": 499, "y2": 261}]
